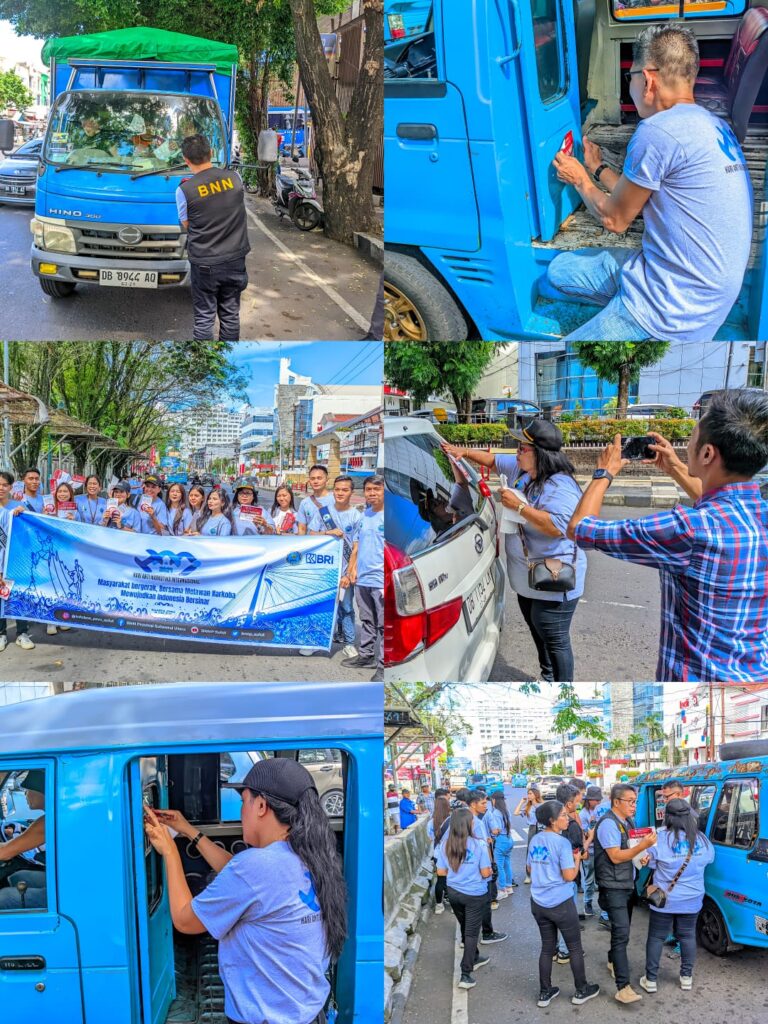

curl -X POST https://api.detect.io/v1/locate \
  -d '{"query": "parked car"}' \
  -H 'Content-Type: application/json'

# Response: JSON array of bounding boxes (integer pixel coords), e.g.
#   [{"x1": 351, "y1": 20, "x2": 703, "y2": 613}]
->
[
  {"x1": 383, "y1": 416, "x2": 505, "y2": 682},
  {"x1": 539, "y1": 775, "x2": 566, "y2": 800},
  {"x1": 0, "y1": 137, "x2": 42, "y2": 206},
  {"x1": 221, "y1": 747, "x2": 344, "y2": 819},
  {"x1": 511, "y1": 773, "x2": 528, "y2": 788},
  {"x1": 625, "y1": 403, "x2": 678, "y2": 419},
  {"x1": 693, "y1": 387, "x2": 767, "y2": 420}
]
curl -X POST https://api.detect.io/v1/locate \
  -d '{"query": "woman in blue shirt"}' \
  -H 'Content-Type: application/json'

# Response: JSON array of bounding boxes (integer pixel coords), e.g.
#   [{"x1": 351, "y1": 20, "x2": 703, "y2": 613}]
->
[
  {"x1": 488, "y1": 791, "x2": 516, "y2": 894},
  {"x1": 427, "y1": 794, "x2": 452, "y2": 914},
  {"x1": 196, "y1": 488, "x2": 234, "y2": 537},
  {"x1": 527, "y1": 800, "x2": 599, "y2": 1008},
  {"x1": 165, "y1": 483, "x2": 193, "y2": 537},
  {"x1": 640, "y1": 798, "x2": 715, "y2": 993},
  {"x1": 442, "y1": 420, "x2": 587, "y2": 682},
  {"x1": 436, "y1": 807, "x2": 493, "y2": 990},
  {"x1": 75, "y1": 475, "x2": 107, "y2": 526}
]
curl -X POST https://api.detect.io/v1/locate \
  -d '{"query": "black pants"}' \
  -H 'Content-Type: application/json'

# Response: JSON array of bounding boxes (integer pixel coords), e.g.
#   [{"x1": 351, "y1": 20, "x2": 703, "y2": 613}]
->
[
  {"x1": 0, "y1": 617, "x2": 30, "y2": 636},
  {"x1": 190, "y1": 257, "x2": 248, "y2": 340},
  {"x1": 228, "y1": 1015, "x2": 325, "y2": 1024},
  {"x1": 531, "y1": 895, "x2": 587, "y2": 992},
  {"x1": 434, "y1": 870, "x2": 447, "y2": 905},
  {"x1": 447, "y1": 887, "x2": 487, "y2": 975},
  {"x1": 598, "y1": 887, "x2": 635, "y2": 990},
  {"x1": 517, "y1": 594, "x2": 579, "y2": 682}
]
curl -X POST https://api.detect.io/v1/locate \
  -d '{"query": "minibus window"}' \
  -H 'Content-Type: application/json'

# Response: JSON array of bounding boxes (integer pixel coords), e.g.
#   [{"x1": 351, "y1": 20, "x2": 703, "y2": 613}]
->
[
  {"x1": 143, "y1": 784, "x2": 163, "y2": 914},
  {"x1": 531, "y1": 0, "x2": 567, "y2": 103},
  {"x1": 710, "y1": 779, "x2": 759, "y2": 849},
  {"x1": 689, "y1": 784, "x2": 717, "y2": 833},
  {"x1": 0, "y1": 768, "x2": 47, "y2": 913}
]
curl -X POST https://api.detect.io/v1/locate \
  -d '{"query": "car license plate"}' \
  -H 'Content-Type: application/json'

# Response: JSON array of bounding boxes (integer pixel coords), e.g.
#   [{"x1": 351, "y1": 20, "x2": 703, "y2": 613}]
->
[
  {"x1": 4, "y1": 185, "x2": 26, "y2": 195},
  {"x1": 99, "y1": 269, "x2": 158, "y2": 288},
  {"x1": 463, "y1": 568, "x2": 494, "y2": 633}
]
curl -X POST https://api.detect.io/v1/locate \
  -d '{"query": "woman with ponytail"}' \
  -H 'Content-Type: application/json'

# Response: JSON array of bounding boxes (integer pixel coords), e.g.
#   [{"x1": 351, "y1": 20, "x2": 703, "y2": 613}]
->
[{"x1": 145, "y1": 756, "x2": 346, "y2": 1024}]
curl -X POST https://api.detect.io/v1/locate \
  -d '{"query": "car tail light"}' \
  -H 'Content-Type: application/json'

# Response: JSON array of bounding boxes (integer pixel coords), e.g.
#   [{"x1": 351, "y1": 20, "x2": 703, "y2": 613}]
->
[{"x1": 384, "y1": 543, "x2": 463, "y2": 666}]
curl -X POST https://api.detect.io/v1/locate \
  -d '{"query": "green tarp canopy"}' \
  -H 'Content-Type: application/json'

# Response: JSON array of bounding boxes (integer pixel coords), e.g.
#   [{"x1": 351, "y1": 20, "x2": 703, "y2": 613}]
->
[{"x1": 42, "y1": 27, "x2": 238, "y2": 76}]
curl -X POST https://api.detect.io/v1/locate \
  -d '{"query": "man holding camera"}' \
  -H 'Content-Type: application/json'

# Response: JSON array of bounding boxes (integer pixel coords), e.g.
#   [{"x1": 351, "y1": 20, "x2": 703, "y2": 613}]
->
[{"x1": 566, "y1": 389, "x2": 768, "y2": 681}]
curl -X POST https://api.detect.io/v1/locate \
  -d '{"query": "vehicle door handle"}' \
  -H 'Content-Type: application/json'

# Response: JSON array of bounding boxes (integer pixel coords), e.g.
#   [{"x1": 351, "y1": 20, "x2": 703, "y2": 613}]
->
[
  {"x1": 0, "y1": 956, "x2": 46, "y2": 971},
  {"x1": 396, "y1": 123, "x2": 437, "y2": 141},
  {"x1": 497, "y1": 0, "x2": 523, "y2": 64}
]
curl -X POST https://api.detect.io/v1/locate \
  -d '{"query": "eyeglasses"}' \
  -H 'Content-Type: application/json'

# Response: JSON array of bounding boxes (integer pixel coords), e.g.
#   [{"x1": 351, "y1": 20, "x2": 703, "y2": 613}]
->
[
  {"x1": 618, "y1": 798, "x2": 637, "y2": 805},
  {"x1": 624, "y1": 67, "x2": 659, "y2": 84}
]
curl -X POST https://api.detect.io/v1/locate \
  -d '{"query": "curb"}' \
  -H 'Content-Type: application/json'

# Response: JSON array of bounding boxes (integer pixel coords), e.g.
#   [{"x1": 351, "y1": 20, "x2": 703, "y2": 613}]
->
[{"x1": 354, "y1": 231, "x2": 383, "y2": 264}]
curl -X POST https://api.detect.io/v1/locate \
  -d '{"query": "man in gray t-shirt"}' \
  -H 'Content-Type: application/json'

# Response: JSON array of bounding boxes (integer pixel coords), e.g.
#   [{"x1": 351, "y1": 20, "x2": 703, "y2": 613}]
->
[{"x1": 546, "y1": 24, "x2": 752, "y2": 343}]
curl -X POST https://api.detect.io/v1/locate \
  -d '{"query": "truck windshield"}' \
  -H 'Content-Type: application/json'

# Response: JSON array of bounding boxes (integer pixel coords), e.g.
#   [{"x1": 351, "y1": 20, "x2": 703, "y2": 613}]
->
[{"x1": 44, "y1": 91, "x2": 227, "y2": 173}]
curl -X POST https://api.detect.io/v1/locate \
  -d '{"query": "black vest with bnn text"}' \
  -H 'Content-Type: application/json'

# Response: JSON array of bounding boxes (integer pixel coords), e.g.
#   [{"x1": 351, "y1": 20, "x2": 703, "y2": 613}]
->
[{"x1": 180, "y1": 167, "x2": 252, "y2": 265}]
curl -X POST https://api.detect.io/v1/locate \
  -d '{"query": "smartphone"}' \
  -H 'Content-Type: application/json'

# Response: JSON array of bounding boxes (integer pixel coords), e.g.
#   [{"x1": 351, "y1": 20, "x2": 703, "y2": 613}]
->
[{"x1": 621, "y1": 435, "x2": 655, "y2": 461}]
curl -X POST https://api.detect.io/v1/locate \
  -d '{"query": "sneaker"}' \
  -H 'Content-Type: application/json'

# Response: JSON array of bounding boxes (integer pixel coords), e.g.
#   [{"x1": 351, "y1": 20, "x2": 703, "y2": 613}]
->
[
  {"x1": 680, "y1": 976, "x2": 693, "y2": 991},
  {"x1": 434, "y1": 903, "x2": 445, "y2": 915},
  {"x1": 0, "y1": 635, "x2": 7, "y2": 653},
  {"x1": 299, "y1": 647, "x2": 314, "y2": 657},
  {"x1": 15, "y1": 634, "x2": 35, "y2": 650},
  {"x1": 553, "y1": 952, "x2": 570, "y2": 965},
  {"x1": 457, "y1": 973, "x2": 476, "y2": 989},
  {"x1": 341, "y1": 644, "x2": 357, "y2": 659},
  {"x1": 615, "y1": 985, "x2": 642, "y2": 1004},
  {"x1": 473, "y1": 955, "x2": 490, "y2": 970},
  {"x1": 509, "y1": 881, "x2": 519, "y2": 888},
  {"x1": 572, "y1": 983, "x2": 600, "y2": 1005},
  {"x1": 480, "y1": 931, "x2": 507, "y2": 944},
  {"x1": 584, "y1": 903, "x2": 595, "y2": 918},
  {"x1": 46, "y1": 624, "x2": 58, "y2": 635},
  {"x1": 497, "y1": 891, "x2": 510, "y2": 901},
  {"x1": 537, "y1": 986, "x2": 560, "y2": 1008},
  {"x1": 639, "y1": 976, "x2": 657, "y2": 993},
  {"x1": 599, "y1": 916, "x2": 612, "y2": 930},
  {"x1": 606, "y1": 961, "x2": 615, "y2": 978},
  {"x1": 58, "y1": 624, "x2": 71, "y2": 631},
  {"x1": 341, "y1": 654, "x2": 375, "y2": 668},
  {"x1": 490, "y1": 901, "x2": 499, "y2": 910},
  {"x1": 524, "y1": 876, "x2": 531, "y2": 884}
]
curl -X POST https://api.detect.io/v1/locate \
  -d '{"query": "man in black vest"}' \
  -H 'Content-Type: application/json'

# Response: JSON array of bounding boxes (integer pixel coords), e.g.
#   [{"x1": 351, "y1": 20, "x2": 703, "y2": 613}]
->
[
  {"x1": 593, "y1": 784, "x2": 656, "y2": 1005},
  {"x1": 176, "y1": 134, "x2": 251, "y2": 341}
]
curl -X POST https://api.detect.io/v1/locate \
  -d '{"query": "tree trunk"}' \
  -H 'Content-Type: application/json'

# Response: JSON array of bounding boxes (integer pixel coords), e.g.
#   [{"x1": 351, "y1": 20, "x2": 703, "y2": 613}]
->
[
  {"x1": 616, "y1": 364, "x2": 630, "y2": 418},
  {"x1": 288, "y1": 0, "x2": 382, "y2": 243}
]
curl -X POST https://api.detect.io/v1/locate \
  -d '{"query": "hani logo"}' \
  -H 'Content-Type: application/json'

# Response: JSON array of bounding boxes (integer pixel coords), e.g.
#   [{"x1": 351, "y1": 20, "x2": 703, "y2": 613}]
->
[
  {"x1": 306, "y1": 552, "x2": 334, "y2": 565},
  {"x1": 134, "y1": 549, "x2": 200, "y2": 575},
  {"x1": 299, "y1": 871, "x2": 321, "y2": 912},
  {"x1": 286, "y1": 551, "x2": 302, "y2": 565}
]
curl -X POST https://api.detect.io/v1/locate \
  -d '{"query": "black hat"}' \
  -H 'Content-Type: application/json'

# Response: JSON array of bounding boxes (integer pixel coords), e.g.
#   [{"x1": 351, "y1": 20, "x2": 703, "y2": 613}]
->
[
  {"x1": 223, "y1": 757, "x2": 316, "y2": 807},
  {"x1": 585, "y1": 786, "x2": 603, "y2": 801},
  {"x1": 509, "y1": 419, "x2": 563, "y2": 452},
  {"x1": 144, "y1": 475, "x2": 161, "y2": 486},
  {"x1": 21, "y1": 769, "x2": 45, "y2": 794},
  {"x1": 110, "y1": 481, "x2": 131, "y2": 495}
]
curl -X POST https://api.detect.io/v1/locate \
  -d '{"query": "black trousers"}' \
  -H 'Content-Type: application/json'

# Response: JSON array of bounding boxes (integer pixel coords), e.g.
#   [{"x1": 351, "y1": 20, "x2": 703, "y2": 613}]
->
[
  {"x1": 517, "y1": 594, "x2": 580, "y2": 682},
  {"x1": 190, "y1": 256, "x2": 248, "y2": 341},
  {"x1": 531, "y1": 895, "x2": 587, "y2": 992},
  {"x1": 0, "y1": 617, "x2": 30, "y2": 636},
  {"x1": 598, "y1": 886, "x2": 636, "y2": 990},
  {"x1": 447, "y1": 887, "x2": 487, "y2": 975}
]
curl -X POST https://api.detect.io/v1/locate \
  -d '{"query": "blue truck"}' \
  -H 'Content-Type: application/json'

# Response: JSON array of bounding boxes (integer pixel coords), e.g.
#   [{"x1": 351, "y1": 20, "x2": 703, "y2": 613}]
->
[
  {"x1": 384, "y1": 0, "x2": 768, "y2": 340},
  {"x1": 0, "y1": 682, "x2": 383, "y2": 1024},
  {"x1": 268, "y1": 106, "x2": 310, "y2": 156},
  {"x1": 31, "y1": 27, "x2": 238, "y2": 299}
]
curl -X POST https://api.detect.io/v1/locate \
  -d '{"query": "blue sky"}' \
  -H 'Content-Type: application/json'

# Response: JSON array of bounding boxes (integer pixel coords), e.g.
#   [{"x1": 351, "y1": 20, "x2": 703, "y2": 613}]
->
[{"x1": 227, "y1": 342, "x2": 383, "y2": 408}]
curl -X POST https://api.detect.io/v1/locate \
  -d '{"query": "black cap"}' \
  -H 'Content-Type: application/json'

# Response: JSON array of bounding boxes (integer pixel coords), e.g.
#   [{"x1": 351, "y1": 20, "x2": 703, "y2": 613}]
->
[
  {"x1": 509, "y1": 419, "x2": 563, "y2": 452},
  {"x1": 21, "y1": 769, "x2": 45, "y2": 794},
  {"x1": 110, "y1": 481, "x2": 131, "y2": 495},
  {"x1": 144, "y1": 475, "x2": 161, "y2": 486},
  {"x1": 223, "y1": 757, "x2": 317, "y2": 806}
]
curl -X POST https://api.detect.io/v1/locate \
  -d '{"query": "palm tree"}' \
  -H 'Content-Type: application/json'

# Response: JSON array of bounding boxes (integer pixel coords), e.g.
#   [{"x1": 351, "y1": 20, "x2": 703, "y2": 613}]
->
[
  {"x1": 626, "y1": 733, "x2": 644, "y2": 766},
  {"x1": 608, "y1": 738, "x2": 626, "y2": 757},
  {"x1": 640, "y1": 714, "x2": 666, "y2": 770}
]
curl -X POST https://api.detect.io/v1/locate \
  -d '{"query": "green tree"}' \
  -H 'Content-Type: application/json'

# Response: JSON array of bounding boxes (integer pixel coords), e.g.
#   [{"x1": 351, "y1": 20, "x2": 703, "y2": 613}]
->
[
  {"x1": 626, "y1": 732, "x2": 644, "y2": 765},
  {"x1": 384, "y1": 341, "x2": 506, "y2": 420},
  {"x1": 640, "y1": 713, "x2": 666, "y2": 770},
  {"x1": 0, "y1": 68, "x2": 33, "y2": 111},
  {"x1": 572, "y1": 342, "x2": 671, "y2": 418},
  {"x1": 607, "y1": 738, "x2": 626, "y2": 757},
  {"x1": 549, "y1": 761, "x2": 564, "y2": 775}
]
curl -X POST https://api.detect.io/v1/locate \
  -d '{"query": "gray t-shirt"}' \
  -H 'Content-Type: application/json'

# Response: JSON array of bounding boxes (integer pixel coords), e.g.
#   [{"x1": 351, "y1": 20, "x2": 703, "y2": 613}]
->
[{"x1": 620, "y1": 104, "x2": 752, "y2": 342}]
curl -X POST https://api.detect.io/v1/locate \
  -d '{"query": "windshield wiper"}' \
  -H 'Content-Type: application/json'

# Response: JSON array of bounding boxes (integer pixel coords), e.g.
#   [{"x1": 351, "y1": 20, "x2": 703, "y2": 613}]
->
[
  {"x1": 54, "y1": 161, "x2": 133, "y2": 173},
  {"x1": 130, "y1": 163, "x2": 187, "y2": 180}
]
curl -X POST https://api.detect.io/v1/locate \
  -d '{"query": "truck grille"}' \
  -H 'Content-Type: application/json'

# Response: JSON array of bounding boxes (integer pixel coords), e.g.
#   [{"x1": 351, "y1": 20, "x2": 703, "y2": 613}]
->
[{"x1": 76, "y1": 227, "x2": 185, "y2": 260}]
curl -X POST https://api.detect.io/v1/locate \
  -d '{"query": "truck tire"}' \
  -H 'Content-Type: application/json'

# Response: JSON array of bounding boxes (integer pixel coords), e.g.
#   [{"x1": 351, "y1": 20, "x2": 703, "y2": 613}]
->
[
  {"x1": 39, "y1": 278, "x2": 76, "y2": 298},
  {"x1": 697, "y1": 896, "x2": 731, "y2": 956},
  {"x1": 384, "y1": 251, "x2": 468, "y2": 341},
  {"x1": 718, "y1": 739, "x2": 768, "y2": 761}
]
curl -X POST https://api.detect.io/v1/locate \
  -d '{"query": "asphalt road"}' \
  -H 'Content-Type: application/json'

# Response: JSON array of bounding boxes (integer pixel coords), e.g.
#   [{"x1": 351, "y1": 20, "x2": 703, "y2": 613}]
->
[
  {"x1": 491, "y1": 507, "x2": 662, "y2": 683},
  {"x1": 0, "y1": 194, "x2": 379, "y2": 341},
  {"x1": 403, "y1": 786, "x2": 768, "y2": 1024}
]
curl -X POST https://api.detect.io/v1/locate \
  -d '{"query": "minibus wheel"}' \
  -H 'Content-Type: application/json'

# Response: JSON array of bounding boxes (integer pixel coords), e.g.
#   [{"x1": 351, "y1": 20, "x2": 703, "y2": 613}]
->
[
  {"x1": 697, "y1": 897, "x2": 730, "y2": 956},
  {"x1": 39, "y1": 278, "x2": 76, "y2": 298},
  {"x1": 384, "y1": 252, "x2": 468, "y2": 341}
]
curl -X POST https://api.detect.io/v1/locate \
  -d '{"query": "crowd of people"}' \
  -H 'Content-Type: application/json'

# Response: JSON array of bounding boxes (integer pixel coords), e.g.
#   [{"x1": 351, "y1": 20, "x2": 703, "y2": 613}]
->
[
  {"x1": 0, "y1": 464, "x2": 384, "y2": 674},
  {"x1": 422, "y1": 777, "x2": 714, "y2": 1008}
]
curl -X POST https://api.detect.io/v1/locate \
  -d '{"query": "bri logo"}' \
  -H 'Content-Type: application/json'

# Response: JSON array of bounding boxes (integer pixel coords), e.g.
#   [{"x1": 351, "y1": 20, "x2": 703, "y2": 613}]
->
[
  {"x1": 306, "y1": 552, "x2": 334, "y2": 565},
  {"x1": 134, "y1": 550, "x2": 200, "y2": 575},
  {"x1": 299, "y1": 871, "x2": 321, "y2": 912}
]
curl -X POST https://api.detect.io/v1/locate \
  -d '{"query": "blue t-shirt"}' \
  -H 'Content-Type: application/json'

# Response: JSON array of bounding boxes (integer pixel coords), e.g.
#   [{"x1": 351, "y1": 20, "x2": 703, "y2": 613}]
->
[
  {"x1": 645, "y1": 828, "x2": 715, "y2": 915},
  {"x1": 110, "y1": 504, "x2": 140, "y2": 531},
  {"x1": 620, "y1": 104, "x2": 752, "y2": 342},
  {"x1": 355, "y1": 507, "x2": 384, "y2": 588},
  {"x1": 0, "y1": 499, "x2": 21, "y2": 513},
  {"x1": 200, "y1": 514, "x2": 232, "y2": 537},
  {"x1": 307, "y1": 501, "x2": 362, "y2": 572},
  {"x1": 232, "y1": 505, "x2": 275, "y2": 537},
  {"x1": 191, "y1": 841, "x2": 329, "y2": 1024},
  {"x1": 75, "y1": 494, "x2": 107, "y2": 525},
  {"x1": 166, "y1": 507, "x2": 193, "y2": 536},
  {"x1": 19, "y1": 493, "x2": 45, "y2": 513},
  {"x1": 399, "y1": 797, "x2": 417, "y2": 830},
  {"x1": 495, "y1": 454, "x2": 587, "y2": 601},
  {"x1": 527, "y1": 830, "x2": 575, "y2": 908},
  {"x1": 297, "y1": 493, "x2": 330, "y2": 527},
  {"x1": 137, "y1": 496, "x2": 169, "y2": 534},
  {"x1": 436, "y1": 837, "x2": 491, "y2": 896}
]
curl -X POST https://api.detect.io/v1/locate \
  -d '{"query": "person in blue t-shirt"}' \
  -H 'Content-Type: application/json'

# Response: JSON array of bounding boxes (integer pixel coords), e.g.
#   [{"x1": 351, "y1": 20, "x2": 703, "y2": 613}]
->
[
  {"x1": 101, "y1": 481, "x2": 141, "y2": 532},
  {"x1": 399, "y1": 789, "x2": 417, "y2": 830},
  {"x1": 136, "y1": 476, "x2": 169, "y2": 535},
  {"x1": 297, "y1": 464, "x2": 331, "y2": 535},
  {"x1": 75, "y1": 475, "x2": 107, "y2": 526},
  {"x1": 527, "y1": 800, "x2": 600, "y2": 1009},
  {"x1": 144, "y1": 757, "x2": 346, "y2": 1024},
  {"x1": 436, "y1": 807, "x2": 493, "y2": 989},
  {"x1": 344, "y1": 475, "x2": 384, "y2": 677},
  {"x1": 639, "y1": 798, "x2": 715, "y2": 993},
  {"x1": 0, "y1": 470, "x2": 35, "y2": 652}
]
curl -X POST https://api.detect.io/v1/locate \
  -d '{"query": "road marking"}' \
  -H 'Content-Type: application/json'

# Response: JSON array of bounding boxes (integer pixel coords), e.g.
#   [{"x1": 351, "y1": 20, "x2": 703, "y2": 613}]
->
[
  {"x1": 244, "y1": 207, "x2": 370, "y2": 331},
  {"x1": 580, "y1": 599, "x2": 647, "y2": 609},
  {"x1": 451, "y1": 921, "x2": 468, "y2": 1024},
  {"x1": 510, "y1": 828, "x2": 526, "y2": 843}
]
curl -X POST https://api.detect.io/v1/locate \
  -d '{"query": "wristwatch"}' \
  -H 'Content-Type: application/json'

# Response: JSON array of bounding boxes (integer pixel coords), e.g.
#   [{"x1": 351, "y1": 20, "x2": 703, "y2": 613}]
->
[
  {"x1": 516, "y1": 502, "x2": 527, "y2": 515},
  {"x1": 593, "y1": 163, "x2": 609, "y2": 182},
  {"x1": 593, "y1": 469, "x2": 614, "y2": 484},
  {"x1": 189, "y1": 830, "x2": 205, "y2": 849}
]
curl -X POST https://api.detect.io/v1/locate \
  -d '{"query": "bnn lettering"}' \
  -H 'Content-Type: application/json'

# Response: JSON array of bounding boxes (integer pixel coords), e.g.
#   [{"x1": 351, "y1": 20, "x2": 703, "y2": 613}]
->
[{"x1": 197, "y1": 178, "x2": 234, "y2": 198}]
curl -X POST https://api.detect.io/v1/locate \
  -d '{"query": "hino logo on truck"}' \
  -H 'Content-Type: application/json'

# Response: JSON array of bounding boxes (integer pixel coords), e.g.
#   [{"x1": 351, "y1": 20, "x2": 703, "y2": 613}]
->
[{"x1": 49, "y1": 208, "x2": 82, "y2": 216}]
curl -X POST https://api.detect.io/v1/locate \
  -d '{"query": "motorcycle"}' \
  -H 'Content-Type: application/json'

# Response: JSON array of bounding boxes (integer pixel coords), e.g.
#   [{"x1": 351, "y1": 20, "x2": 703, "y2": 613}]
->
[{"x1": 274, "y1": 160, "x2": 324, "y2": 231}]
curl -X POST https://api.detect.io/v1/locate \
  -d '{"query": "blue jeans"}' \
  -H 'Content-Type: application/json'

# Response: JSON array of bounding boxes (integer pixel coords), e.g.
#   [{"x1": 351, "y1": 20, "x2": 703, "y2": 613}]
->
[
  {"x1": 581, "y1": 856, "x2": 596, "y2": 907},
  {"x1": 337, "y1": 584, "x2": 356, "y2": 644},
  {"x1": 557, "y1": 881, "x2": 579, "y2": 955},
  {"x1": 494, "y1": 833, "x2": 514, "y2": 888},
  {"x1": 544, "y1": 250, "x2": 651, "y2": 341},
  {"x1": 645, "y1": 907, "x2": 698, "y2": 980}
]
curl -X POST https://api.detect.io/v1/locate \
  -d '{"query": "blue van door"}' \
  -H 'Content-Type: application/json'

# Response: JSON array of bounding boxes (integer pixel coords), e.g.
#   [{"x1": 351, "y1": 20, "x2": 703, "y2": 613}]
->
[
  {"x1": 0, "y1": 760, "x2": 84, "y2": 1022},
  {"x1": 517, "y1": 0, "x2": 583, "y2": 240},
  {"x1": 130, "y1": 757, "x2": 175, "y2": 1024}
]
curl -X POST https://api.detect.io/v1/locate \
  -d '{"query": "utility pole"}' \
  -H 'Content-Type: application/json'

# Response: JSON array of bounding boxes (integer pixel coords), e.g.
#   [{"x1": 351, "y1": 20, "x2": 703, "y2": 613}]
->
[{"x1": 3, "y1": 340, "x2": 10, "y2": 469}]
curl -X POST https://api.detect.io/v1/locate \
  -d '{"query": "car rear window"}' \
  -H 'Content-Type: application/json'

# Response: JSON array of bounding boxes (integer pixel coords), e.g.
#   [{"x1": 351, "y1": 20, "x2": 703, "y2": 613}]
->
[{"x1": 384, "y1": 432, "x2": 485, "y2": 557}]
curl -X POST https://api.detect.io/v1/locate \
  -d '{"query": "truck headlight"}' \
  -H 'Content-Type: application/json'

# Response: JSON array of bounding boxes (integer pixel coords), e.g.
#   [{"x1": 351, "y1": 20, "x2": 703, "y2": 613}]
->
[
  {"x1": 30, "y1": 218, "x2": 44, "y2": 247},
  {"x1": 43, "y1": 223, "x2": 76, "y2": 254}
]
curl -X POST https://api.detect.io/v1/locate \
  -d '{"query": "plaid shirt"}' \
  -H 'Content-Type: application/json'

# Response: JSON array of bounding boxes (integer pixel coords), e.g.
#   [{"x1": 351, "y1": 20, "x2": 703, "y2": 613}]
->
[{"x1": 574, "y1": 481, "x2": 768, "y2": 682}]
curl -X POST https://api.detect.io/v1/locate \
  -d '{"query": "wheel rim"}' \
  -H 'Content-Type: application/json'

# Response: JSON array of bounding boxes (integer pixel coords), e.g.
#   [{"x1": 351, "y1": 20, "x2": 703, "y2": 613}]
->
[
  {"x1": 384, "y1": 281, "x2": 428, "y2": 341},
  {"x1": 295, "y1": 204, "x2": 319, "y2": 230},
  {"x1": 322, "y1": 791, "x2": 344, "y2": 816},
  {"x1": 699, "y1": 906, "x2": 723, "y2": 947}
]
